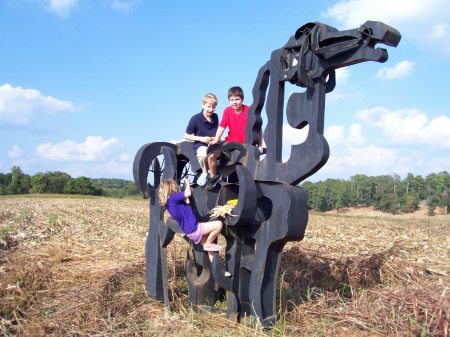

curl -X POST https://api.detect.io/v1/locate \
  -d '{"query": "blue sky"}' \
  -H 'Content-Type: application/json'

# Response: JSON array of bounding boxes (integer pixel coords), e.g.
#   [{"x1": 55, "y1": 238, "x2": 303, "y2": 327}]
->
[{"x1": 1, "y1": 0, "x2": 449, "y2": 182}]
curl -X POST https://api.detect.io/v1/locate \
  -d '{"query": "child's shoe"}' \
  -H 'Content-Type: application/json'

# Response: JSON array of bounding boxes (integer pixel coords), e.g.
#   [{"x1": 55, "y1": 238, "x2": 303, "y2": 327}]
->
[
  {"x1": 204, "y1": 173, "x2": 222, "y2": 190},
  {"x1": 203, "y1": 243, "x2": 223, "y2": 251},
  {"x1": 196, "y1": 173, "x2": 208, "y2": 187}
]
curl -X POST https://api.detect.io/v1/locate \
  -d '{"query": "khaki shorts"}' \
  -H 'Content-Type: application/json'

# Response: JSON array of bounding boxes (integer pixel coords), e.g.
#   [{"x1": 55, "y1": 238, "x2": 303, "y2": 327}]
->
[{"x1": 196, "y1": 146, "x2": 208, "y2": 172}]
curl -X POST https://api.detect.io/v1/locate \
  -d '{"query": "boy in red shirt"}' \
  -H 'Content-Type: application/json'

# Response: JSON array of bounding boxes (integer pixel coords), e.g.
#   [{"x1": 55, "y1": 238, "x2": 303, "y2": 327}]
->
[{"x1": 207, "y1": 87, "x2": 263, "y2": 190}]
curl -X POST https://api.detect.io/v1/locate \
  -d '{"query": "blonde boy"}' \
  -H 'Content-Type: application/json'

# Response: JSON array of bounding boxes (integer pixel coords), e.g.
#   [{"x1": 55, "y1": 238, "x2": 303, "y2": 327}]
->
[{"x1": 184, "y1": 93, "x2": 219, "y2": 187}]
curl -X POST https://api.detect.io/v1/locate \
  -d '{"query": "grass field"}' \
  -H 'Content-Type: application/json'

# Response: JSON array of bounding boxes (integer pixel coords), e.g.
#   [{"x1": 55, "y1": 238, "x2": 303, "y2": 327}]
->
[{"x1": 0, "y1": 196, "x2": 448, "y2": 336}]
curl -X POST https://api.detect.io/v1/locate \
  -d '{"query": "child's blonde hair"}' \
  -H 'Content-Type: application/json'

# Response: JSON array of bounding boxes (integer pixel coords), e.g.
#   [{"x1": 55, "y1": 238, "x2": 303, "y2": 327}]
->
[
  {"x1": 202, "y1": 93, "x2": 218, "y2": 107},
  {"x1": 158, "y1": 179, "x2": 180, "y2": 206}
]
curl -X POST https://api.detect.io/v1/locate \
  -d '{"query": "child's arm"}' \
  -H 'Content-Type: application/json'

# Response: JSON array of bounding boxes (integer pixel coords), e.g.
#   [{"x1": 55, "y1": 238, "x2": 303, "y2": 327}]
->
[
  {"x1": 184, "y1": 133, "x2": 211, "y2": 144},
  {"x1": 183, "y1": 177, "x2": 192, "y2": 199},
  {"x1": 211, "y1": 126, "x2": 225, "y2": 145},
  {"x1": 258, "y1": 128, "x2": 264, "y2": 153}
]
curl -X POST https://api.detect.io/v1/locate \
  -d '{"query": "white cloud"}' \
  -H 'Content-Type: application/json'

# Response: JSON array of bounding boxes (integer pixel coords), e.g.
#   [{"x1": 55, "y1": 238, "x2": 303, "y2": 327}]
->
[
  {"x1": 169, "y1": 139, "x2": 186, "y2": 144},
  {"x1": 111, "y1": 0, "x2": 141, "y2": 12},
  {"x1": 63, "y1": 160, "x2": 132, "y2": 179},
  {"x1": 419, "y1": 23, "x2": 450, "y2": 56},
  {"x1": 357, "y1": 106, "x2": 450, "y2": 147},
  {"x1": 293, "y1": 119, "x2": 449, "y2": 181},
  {"x1": 282, "y1": 124, "x2": 309, "y2": 145},
  {"x1": 324, "y1": 125, "x2": 345, "y2": 146},
  {"x1": 281, "y1": 122, "x2": 366, "y2": 162},
  {"x1": 431, "y1": 23, "x2": 450, "y2": 39},
  {"x1": 8, "y1": 145, "x2": 24, "y2": 159},
  {"x1": 376, "y1": 60, "x2": 415, "y2": 79},
  {"x1": 327, "y1": 68, "x2": 363, "y2": 103},
  {"x1": 316, "y1": 123, "x2": 399, "y2": 178},
  {"x1": 324, "y1": 123, "x2": 365, "y2": 147},
  {"x1": 348, "y1": 124, "x2": 365, "y2": 146},
  {"x1": 327, "y1": 145, "x2": 397, "y2": 172},
  {"x1": 47, "y1": 0, "x2": 78, "y2": 17},
  {"x1": 36, "y1": 136, "x2": 119, "y2": 161},
  {"x1": 0, "y1": 84, "x2": 77, "y2": 125},
  {"x1": 336, "y1": 68, "x2": 350, "y2": 85},
  {"x1": 322, "y1": 0, "x2": 446, "y2": 29},
  {"x1": 322, "y1": 0, "x2": 450, "y2": 57}
]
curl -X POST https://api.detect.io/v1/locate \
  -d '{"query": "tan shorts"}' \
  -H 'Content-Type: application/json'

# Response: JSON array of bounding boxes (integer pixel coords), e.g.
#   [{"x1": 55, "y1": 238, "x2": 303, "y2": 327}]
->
[{"x1": 196, "y1": 146, "x2": 208, "y2": 172}]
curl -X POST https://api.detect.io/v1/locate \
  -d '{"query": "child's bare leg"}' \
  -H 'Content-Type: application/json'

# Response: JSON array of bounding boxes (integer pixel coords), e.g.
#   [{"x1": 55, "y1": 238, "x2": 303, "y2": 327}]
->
[
  {"x1": 202, "y1": 220, "x2": 222, "y2": 244},
  {"x1": 207, "y1": 152, "x2": 220, "y2": 179},
  {"x1": 196, "y1": 146, "x2": 209, "y2": 174},
  {"x1": 201, "y1": 220, "x2": 222, "y2": 263},
  {"x1": 206, "y1": 251, "x2": 214, "y2": 263}
]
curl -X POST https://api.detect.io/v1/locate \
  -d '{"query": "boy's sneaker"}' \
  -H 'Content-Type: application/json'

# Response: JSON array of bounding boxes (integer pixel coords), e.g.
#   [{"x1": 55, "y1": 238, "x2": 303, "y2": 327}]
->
[
  {"x1": 196, "y1": 173, "x2": 208, "y2": 187},
  {"x1": 203, "y1": 243, "x2": 223, "y2": 252},
  {"x1": 204, "y1": 173, "x2": 222, "y2": 190}
]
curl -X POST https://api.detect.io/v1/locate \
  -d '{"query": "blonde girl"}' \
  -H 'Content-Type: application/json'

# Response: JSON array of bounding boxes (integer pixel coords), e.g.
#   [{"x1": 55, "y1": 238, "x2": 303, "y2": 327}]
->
[{"x1": 158, "y1": 177, "x2": 223, "y2": 262}]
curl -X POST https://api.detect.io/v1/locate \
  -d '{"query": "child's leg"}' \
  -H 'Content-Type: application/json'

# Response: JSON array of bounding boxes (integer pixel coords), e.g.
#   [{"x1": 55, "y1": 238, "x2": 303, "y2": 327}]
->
[
  {"x1": 207, "y1": 151, "x2": 220, "y2": 179},
  {"x1": 196, "y1": 146, "x2": 209, "y2": 174},
  {"x1": 201, "y1": 220, "x2": 222, "y2": 244},
  {"x1": 200, "y1": 220, "x2": 222, "y2": 263}
]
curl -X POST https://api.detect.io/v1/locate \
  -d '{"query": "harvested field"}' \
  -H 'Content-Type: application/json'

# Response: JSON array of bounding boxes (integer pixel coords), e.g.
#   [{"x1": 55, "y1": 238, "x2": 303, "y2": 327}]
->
[{"x1": 0, "y1": 195, "x2": 449, "y2": 336}]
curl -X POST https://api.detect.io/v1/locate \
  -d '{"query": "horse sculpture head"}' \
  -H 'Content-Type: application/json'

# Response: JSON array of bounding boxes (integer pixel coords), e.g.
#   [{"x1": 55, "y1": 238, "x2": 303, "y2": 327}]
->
[
  {"x1": 282, "y1": 21, "x2": 401, "y2": 89},
  {"x1": 245, "y1": 21, "x2": 401, "y2": 185}
]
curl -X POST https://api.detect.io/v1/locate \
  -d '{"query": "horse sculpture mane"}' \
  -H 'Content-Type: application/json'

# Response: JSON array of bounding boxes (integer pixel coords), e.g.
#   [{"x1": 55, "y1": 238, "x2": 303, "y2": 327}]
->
[{"x1": 133, "y1": 20, "x2": 401, "y2": 325}]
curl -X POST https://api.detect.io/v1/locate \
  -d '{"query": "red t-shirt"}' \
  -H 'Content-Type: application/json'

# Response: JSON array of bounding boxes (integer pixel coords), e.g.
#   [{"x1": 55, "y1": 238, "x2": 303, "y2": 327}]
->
[{"x1": 219, "y1": 104, "x2": 249, "y2": 144}]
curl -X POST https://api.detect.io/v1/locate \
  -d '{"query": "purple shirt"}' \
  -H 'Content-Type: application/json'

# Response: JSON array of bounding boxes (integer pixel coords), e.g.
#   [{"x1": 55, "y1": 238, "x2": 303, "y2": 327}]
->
[{"x1": 166, "y1": 192, "x2": 198, "y2": 235}]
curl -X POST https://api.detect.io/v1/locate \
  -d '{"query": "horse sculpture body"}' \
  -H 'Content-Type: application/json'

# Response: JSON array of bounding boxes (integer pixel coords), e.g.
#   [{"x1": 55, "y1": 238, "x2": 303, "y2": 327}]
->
[{"x1": 133, "y1": 21, "x2": 401, "y2": 325}]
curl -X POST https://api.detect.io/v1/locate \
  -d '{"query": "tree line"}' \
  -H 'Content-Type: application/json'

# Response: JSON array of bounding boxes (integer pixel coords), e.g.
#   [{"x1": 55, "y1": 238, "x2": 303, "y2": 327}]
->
[
  {"x1": 300, "y1": 172, "x2": 450, "y2": 216},
  {"x1": 0, "y1": 166, "x2": 139, "y2": 198},
  {"x1": 2, "y1": 166, "x2": 449, "y2": 215}
]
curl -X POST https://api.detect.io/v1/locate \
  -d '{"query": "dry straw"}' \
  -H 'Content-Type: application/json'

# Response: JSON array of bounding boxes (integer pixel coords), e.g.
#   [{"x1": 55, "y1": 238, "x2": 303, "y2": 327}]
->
[{"x1": 0, "y1": 196, "x2": 448, "y2": 336}]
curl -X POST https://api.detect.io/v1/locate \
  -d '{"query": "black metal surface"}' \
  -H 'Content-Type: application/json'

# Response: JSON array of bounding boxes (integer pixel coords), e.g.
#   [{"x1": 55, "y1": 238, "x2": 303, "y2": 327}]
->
[{"x1": 133, "y1": 21, "x2": 401, "y2": 325}]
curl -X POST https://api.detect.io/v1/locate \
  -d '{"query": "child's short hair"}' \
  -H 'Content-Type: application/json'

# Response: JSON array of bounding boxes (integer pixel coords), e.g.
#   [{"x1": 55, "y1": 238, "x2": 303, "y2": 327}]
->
[
  {"x1": 227, "y1": 86, "x2": 244, "y2": 100},
  {"x1": 202, "y1": 93, "x2": 218, "y2": 107},
  {"x1": 158, "y1": 179, "x2": 180, "y2": 207}
]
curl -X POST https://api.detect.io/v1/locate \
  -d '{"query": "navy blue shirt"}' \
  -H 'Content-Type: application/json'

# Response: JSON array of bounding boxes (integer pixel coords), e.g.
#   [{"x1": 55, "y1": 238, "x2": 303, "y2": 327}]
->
[{"x1": 185, "y1": 111, "x2": 219, "y2": 151}]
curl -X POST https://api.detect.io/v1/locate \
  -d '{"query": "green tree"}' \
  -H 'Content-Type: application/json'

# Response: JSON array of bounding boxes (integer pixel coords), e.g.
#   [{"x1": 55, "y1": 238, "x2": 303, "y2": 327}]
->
[
  {"x1": 404, "y1": 173, "x2": 420, "y2": 197},
  {"x1": 126, "y1": 181, "x2": 139, "y2": 196},
  {"x1": 47, "y1": 172, "x2": 72, "y2": 194},
  {"x1": 350, "y1": 174, "x2": 374, "y2": 206},
  {"x1": 377, "y1": 193, "x2": 401, "y2": 214},
  {"x1": 6, "y1": 166, "x2": 30, "y2": 194},
  {"x1": 401, "y1": 194, "x2": 420, "y2": 213},
  {"x1": 0, "y1": 173, "x2": 12, "y2": 195},
  {"x1": 31, "y1": 173, "x2": 48, "y2": 193},
  {"x1": 91, "y1": 178, "x2": 140, "y2": 197},
  {"x1": 425, "y1": 172, "x2": 450, "y2": 215},
  {"x1": 64, "y1": 177, "x2": 95, "y2": 195},
  {"x1": 301, "y1": 181, "x2": 327, "y2": 211}
]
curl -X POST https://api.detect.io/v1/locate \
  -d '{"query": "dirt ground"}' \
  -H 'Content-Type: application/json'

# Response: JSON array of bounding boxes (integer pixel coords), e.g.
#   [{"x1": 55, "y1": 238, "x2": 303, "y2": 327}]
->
[{"x1": 0, "y1": 196, "x2": 449, "y2": 336}]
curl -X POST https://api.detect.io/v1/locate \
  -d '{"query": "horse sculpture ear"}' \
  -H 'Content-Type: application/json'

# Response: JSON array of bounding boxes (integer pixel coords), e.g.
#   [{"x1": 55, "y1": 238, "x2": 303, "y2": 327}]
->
[{"x1": 293, "y1": 22, "x2": 328, "y2": 40}]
